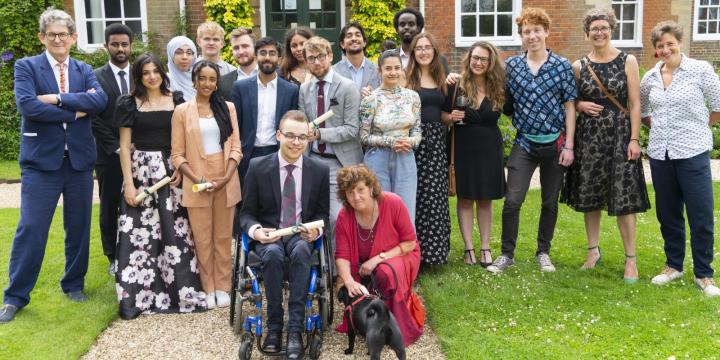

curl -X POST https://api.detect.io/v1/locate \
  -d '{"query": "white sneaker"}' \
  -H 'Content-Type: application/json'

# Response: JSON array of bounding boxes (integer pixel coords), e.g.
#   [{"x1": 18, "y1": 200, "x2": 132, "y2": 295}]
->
[
  {"x1": 651, "y1": 266, "x2": 684, "y2": 285},
  {"x1": 486, "y1": 255, "x2": 514, "y2": 274},
  {"x1": 536, "y1": 253, "x2": 556, "y2": 272},
  {"x1": 206, "y1": 292, "x2": 216, "y2": 309},
  {"x1": 694, "y1": 277, "x2": 720, "y2": 297},
  {"x1": 215, "y1": 290, "x2": 231, "y2": 308}
]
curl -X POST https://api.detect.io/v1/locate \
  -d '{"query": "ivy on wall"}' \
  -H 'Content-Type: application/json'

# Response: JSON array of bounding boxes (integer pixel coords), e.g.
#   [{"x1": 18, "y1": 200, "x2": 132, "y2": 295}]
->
[
  {"x1": 204, "y1": 0, "x2": 255, "y2": 65},
  {"x1": 351, "y1": 0, "x2": 404, "y2": 59}
]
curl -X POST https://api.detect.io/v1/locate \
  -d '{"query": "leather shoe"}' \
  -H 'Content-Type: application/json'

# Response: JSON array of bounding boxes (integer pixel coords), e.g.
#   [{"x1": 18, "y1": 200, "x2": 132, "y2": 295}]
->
[
  {"x1": 0, "y1": 304, "x2": 18, "y2": 324},
  {"x1": 66, "y1": 291, "x2": 88, "y2": 302},
  {"x1": 287, "y1": 331, "x2": 304, "y2": 359},
  {"x1": 262, "y1": 331, "x2": 282, "y2": 353}
]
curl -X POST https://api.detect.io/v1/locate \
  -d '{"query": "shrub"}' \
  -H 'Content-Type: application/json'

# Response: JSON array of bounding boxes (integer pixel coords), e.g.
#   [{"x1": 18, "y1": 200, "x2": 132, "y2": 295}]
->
[
  {"x1": 204, "y1": 0, "x2": 254, "y2": 66},
  {"x1": 351, "y1": 0, "x2": 404, "y2": 59}
]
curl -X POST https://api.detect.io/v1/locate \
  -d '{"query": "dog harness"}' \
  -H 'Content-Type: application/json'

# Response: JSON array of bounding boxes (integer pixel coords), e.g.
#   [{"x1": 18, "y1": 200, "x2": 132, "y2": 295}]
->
[{"x1": 343, "y1": 293, "x2": 379, "y2": 332}]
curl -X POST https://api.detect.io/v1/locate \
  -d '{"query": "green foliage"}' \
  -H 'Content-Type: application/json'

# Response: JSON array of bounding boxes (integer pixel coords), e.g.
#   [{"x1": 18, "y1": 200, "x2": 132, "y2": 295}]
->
[
  {"x1": 204, "y1": 0, "x2": 254, "y2": 65},
  {"x1": 173, "y1": 8, "x2": 191, "y2": 38},
  {"x1": 498, "y1": 114, "x2": 516, "y2": 160},
  {"x1": 351, "y1": 0, "x2": 404, "y2": 59},
  {"x1": 712, "y1": 125, "x2": 720, "y2": 159}
]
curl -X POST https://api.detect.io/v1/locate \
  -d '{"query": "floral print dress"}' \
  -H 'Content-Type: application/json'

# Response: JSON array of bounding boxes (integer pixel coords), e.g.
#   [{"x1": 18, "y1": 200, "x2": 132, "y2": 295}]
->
[{"x1": 114, "y1": 94, "x2": 206, "y2": 320}]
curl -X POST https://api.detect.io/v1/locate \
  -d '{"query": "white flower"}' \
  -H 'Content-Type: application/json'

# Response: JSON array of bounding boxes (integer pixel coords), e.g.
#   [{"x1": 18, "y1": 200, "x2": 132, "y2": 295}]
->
[
  {"x1": 115, "y1": 283, "x2": 128, "y2": 301},
  {"x1": 138, "y1": 268, "x2": 155, "y2": 287},
  {"x1": 157, "y1": 254, "x2": 168, "y2": 270},
  {"x1": 179, "y1": 302, "x2": 196, "y2": 313},
  {"x1": 165, "y1": 196, "x2": 173, "y2": 211},
  {"x1": 120, "y1": 266, "x2": 139, "y2": 284},
  {"x1": 190, "y1": 256, "x2": 198, "y2": 273},
  {"x1": 118, "y1": 215, "x2": 134, "y2": 233},
  {"x1": 150, "y1": 222, "x2": 161, "y2": 240},
  {"x1": 129, "y1": 250, "x2": 149, "y2": 267},
  {"x1": 130, "y1": 228, "x2": 151, "y2": 247},
  {"x1": 163, "y1": 246, "x2": 182, "y2": 265},
  {"x1": 155, "y1": 292, "x2": 171, "y2": 310},
  {"x1": 140, "y1": 207, "x2": 159, "y2": 227},
  {"x1": 184, "y1": 231, "x2": 195, "y2": 247},
  {"x1": 173, "y1": 217, "x2": 189, "y2": 238},
  {"x1": 161, "y1": 267, "x2": 175, "y2": 284},
  {"x1": 135, "y1": 290, "x2": 154, "y2": 310}
]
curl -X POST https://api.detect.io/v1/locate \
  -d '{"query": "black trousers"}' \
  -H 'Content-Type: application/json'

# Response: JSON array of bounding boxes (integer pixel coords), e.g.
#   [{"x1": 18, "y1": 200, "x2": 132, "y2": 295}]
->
[{"x1": 95, "y1": 154, "x2": 123, "y2": 262}]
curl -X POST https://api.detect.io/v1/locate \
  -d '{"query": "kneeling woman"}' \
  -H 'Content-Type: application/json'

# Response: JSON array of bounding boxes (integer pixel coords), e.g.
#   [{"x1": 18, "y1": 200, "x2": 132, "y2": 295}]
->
[{"x1": 335, "y1": 165, "x2": 424, "y2": 346}]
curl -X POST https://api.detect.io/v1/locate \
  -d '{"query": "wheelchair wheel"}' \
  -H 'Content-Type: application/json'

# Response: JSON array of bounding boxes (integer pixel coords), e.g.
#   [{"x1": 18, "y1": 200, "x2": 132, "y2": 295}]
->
[
  {"x1": 231, "y1": 249, "x2": 246, "y2": 334},
  {"x1": 321, "y1": 238, "x2": 334, "y2": 328},
  {"x1": 237, "y1": 337, "x2": 252, "y2": 360},
  {"x1": 232, "y1": 290, "x2": 246, "y2": 334},
  {"x1": 309, "y1": 335, "x2": 322, "y2": 360}
]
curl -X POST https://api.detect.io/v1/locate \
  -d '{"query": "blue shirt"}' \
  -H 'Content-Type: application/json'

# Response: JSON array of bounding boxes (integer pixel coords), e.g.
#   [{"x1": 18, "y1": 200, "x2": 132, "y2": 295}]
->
[{"x1": 504, "y1": 50, "x2": 577, "y2": 152}]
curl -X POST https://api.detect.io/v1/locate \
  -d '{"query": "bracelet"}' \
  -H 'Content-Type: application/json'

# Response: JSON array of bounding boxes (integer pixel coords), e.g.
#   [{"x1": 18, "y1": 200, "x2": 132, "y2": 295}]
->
[
  {"x1": 563, "y1": 147, "x2": 574, "y2": 151},
  {"x1": 630, "y1": 138, "x2": 640, "y2": 143}
]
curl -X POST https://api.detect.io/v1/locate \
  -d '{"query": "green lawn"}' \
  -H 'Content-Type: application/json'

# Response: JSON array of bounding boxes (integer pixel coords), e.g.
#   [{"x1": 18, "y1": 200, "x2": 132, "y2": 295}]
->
[
  {"x1": 0, "y1": 160, "x2": 20, "y2": 181},
  {"x1": 420, "y1": 185, "x2": 720, "y2": 359},
  {"x1": 0, "y1": 206, "x2": 117, "y2": 359}
]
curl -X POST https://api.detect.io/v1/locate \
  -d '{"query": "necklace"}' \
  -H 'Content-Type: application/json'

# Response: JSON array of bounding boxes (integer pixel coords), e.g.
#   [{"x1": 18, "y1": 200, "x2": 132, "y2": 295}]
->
[{"x1": 356, "y1": 201, "x2": 377, "y2": 242}]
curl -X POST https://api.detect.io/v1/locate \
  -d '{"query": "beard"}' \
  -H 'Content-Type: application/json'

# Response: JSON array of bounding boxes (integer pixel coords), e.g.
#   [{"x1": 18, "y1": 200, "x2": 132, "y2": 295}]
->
[
  {"x1": 260, "y1": 62, "x2": 277, "y2": 75},
  {"x1": 110, "y1": 52, "x2": 128, "y2": 64},
  {"x1": 346, "y1": 45, "x2": 364, "y2": 55},
  {"x1": 238, "y1": 56, "x2": 255, "y2": 67}
]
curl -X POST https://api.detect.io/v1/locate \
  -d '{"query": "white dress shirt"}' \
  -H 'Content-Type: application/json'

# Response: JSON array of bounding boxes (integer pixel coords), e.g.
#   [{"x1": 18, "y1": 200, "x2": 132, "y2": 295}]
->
[
  {"x1": 399, "y1": 47, "x2": 409, "y2": 69},
  {"x1": 108, "y1": 61, "x2": 131, "y2": 94},
  {"x1": 237, "y1": 65, "x2": 258, "y2": 79},
  {"x1": 255, "y1": 76, "x2": 278, "y2": 147},
  {"x1": 45, "y1": 51, "x2": 69, "y2": 145}
]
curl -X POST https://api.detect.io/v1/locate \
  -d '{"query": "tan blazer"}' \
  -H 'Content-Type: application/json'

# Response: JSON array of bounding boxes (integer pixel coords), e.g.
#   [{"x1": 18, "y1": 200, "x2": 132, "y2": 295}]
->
[{"x1": 171, "y1": 98, "x2": 242, "y2": 207}]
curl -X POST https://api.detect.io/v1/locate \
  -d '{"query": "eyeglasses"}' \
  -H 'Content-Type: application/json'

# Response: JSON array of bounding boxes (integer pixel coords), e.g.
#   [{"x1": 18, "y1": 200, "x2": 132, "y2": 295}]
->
[
  {"x1": 413, "y1": 46, "x2": 434, "y2": 54},
  {"x1": 280, "y1": 131, "x2": 309, "y2": 142},
  {"x1": 45, "y1": 32, "x2": 71, "y2": 41},
  {"x1": 589, "y1": 26, "x2": 611, "y2": 34},
  {"x1": 174, "y1": 49, "x2": 194, "y2": 56},
  {"x1": 306, "y1": 54, "x2": 327, "y2": 64},
  {"x1": 470, "y1": 56, "x2": 490, "y2": 65},
  {"x1": 257, "y1": 49, "x2": 279, "y2": 57}
]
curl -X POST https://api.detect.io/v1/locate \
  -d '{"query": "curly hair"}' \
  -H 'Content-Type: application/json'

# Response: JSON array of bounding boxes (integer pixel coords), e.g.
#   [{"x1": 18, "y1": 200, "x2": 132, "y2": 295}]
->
[
  {"x1": 516, "y1": 7, "x2": 551, "y2": 34},
  {"x1": 583, "y1": 8, "x2": 617, "y2": 35},
  {"x1": 459, "y1": 41, "x2": 505, "y2": 111},
  {"x1": 336, "y1": 165, "x2": 383, "y2": 209}
]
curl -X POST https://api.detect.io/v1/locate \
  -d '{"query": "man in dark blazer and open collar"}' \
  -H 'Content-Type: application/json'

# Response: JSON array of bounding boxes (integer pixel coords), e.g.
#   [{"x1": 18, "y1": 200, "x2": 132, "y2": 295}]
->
[
  {"x1": 239, "y1": 110, "x2": 329, "y2": 359},
  {"x1": 1, "y1": 8, "x2": 107, "y2": 324},
  {"x1": 92, "y1": 23, "x2": 134, "y2": 275},
  {"x1": 230, "y1": 36, "x2": 299, "y2": 185},
  {"x1": 219, "y1": 27, "x2": 258, "y2": 100}
]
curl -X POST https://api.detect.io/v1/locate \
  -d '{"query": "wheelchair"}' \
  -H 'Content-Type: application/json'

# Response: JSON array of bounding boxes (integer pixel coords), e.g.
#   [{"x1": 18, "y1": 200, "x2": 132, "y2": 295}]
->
[{"x1": 229, "y1": 232, "x2": 334, "y2": 360}]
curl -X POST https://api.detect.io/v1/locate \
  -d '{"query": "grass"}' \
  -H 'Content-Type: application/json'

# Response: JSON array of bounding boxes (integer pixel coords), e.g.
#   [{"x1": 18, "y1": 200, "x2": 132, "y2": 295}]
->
[
  {"x1": 419, "y1": 184, "x2": 720, "y2": 359},
  {"x1": 0, "y1": 160, "x2": 20, "y2": 181},
  {"x1": 0, "y1": 206, "x2": 117, "y2": 359}
]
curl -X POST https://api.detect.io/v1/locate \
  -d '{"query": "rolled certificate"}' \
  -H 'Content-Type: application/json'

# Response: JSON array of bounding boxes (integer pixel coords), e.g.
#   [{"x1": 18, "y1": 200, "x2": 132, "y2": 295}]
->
[
  {"x1": 267, "y1": 220, "x2": 325, "y2": 238},
  {"x1": 309, "y1": 110, "x2": 334, "y2": 130},
  {"x1": 134, "y1": 176, "x2": 172, "y2": 203},
  {"x1": 192, "y1": 182, "x2": 214, "y2": 192}
]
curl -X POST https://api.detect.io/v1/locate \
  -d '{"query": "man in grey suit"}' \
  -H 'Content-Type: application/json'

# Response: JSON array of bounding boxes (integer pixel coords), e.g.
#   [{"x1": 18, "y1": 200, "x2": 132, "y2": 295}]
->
[
  {"x1": 300, "y1": 36, "x2": 362, "y2": 271},
  {"x1": 332, "y1": 22, "x2": 380, "y2": 99}
]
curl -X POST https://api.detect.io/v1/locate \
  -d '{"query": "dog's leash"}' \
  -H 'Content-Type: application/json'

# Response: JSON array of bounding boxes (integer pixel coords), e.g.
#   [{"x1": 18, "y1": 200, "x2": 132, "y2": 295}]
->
[{"x1": 369, "y1": 262, "x2": 400, "y2": 301}]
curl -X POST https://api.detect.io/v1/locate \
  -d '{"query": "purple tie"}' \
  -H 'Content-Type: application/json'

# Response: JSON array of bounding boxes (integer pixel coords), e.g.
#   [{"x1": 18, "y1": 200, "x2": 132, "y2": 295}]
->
[
  {"x1": 281, "y1": 164, "x2": 297, "y2": 228},
  {"x1": 316, "y1": 80, "x2": 326, "y2": 153}
]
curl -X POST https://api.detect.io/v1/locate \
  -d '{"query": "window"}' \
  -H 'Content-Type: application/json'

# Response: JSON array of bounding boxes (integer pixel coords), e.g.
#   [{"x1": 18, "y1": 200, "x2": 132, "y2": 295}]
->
[
  {"x1": 73, "y1": 0, "x2": 148, "y2": 51},
  {"x1": 694, "y1": 0, "x2": 720, "y2": 41},
  {"x1": 611, "y1": 0, "x2": 643, "y2": 47},
  {"x1": 455, "y1": 0, "x2": 522, "y2": 47}
]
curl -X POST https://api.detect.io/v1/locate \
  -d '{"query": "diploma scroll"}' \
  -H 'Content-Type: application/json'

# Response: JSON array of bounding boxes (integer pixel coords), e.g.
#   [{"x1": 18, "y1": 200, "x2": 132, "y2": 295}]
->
[
  {"x1": 134, "y1": 176, "x2": 172, "y2": 203},
  {"x1": 309, "y1": 110, "x2": 334, "y2": 131},
  {"x1": 267, "y1": 220, "x2": 325, "y2": 238},
  {"x1": 192, "y1": 182, "x2": 214, "y2": 192}
]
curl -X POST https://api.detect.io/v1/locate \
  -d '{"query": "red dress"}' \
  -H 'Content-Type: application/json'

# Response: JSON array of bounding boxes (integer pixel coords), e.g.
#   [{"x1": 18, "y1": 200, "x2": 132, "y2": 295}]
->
[{"x1": 335, "y1": 192, "x2": 424, "y2": 346}]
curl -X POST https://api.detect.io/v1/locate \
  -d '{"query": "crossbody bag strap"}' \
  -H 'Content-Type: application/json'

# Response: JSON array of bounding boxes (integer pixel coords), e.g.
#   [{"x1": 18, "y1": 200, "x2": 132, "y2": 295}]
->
[
  {"x1": 586, "y1": 61, "x2": 629, "y2": 116},
  {"x1": 449, "y1": 84, "x2": 458, "y2": 164}
]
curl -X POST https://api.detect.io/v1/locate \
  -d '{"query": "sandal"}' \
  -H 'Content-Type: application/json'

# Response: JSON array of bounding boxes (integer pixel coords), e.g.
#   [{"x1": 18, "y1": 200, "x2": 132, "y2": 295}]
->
[
  {"x1": 479, "y1": 248, "x2": 493, "y2": 268},
  {"x1": 580, "y1": 246, "x2": 602, "y2": 270},
  {"x1": 464, "y1": 248, "x2": 476, "y2": 265},
  {"x1": 624, "y1": 254, "x2": 639, "y2": 284}
]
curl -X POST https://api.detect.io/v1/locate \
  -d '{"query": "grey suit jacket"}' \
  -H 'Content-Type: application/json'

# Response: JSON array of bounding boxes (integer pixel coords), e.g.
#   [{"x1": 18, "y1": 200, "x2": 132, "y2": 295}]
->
[
  {"x1": 299, "y1": 70, "x2": 363, "y2": 167},
  {"x1": 332, "y1": 57, "x2": 381, "y2": 94}
]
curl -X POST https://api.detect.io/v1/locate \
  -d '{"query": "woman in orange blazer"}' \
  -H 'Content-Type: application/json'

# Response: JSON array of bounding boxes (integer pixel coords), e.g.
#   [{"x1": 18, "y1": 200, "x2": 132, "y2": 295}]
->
[{"x1": 171, "y1": 60, "x2": 242, "y2": 309}]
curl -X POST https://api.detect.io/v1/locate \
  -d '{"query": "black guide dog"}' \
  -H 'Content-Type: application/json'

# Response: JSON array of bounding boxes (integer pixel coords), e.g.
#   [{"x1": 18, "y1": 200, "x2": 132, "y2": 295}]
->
[{"x1": 337, "y1": 286, "x2": 406, "y2": 360}]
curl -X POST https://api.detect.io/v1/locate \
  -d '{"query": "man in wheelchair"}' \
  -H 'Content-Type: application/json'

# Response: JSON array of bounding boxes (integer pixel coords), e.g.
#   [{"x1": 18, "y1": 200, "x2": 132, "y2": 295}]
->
[{"x1": 239, "y1": 110, "x2": 329, "y2": 359}]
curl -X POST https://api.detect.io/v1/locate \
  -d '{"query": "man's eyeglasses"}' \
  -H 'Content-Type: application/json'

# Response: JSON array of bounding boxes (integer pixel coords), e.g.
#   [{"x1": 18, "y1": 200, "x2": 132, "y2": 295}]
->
[
  {"x1": 306, "y1": 54, "x2": 328, "y2": 64},
  {"x1": 280, "y1": 131, "x2": 309, "y2": 142},
  {"x1": 45, "y1": 32, "x2": 72, "y2": 41}
]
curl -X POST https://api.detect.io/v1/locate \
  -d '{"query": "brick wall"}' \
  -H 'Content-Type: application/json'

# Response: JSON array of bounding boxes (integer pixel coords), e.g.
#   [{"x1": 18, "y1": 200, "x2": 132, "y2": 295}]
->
[{"x1": 146, "y1": 0, "x2": 181, "y2": 51}]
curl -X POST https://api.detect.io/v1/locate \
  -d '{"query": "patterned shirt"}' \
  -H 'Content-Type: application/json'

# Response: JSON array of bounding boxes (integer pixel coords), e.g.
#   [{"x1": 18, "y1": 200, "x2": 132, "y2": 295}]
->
[
  {"x1": 359, "y1": 87, "x2": 422, "y2": 148},
  {"x1": 504, "y1": 50, "x2": 577, "y2": 152},
  {"x1": 640, "y1": 54, "x2": 720, "y2": 160}
]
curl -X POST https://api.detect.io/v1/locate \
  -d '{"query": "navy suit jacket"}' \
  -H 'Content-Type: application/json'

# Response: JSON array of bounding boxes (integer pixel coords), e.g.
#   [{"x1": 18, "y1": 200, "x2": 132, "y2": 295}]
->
[
  {"x1": 15, "y1": 53, "x2": 107, "y2": 171},
  {"x1": 230, "y1": 75, "x2": 299, "y2": 158}
]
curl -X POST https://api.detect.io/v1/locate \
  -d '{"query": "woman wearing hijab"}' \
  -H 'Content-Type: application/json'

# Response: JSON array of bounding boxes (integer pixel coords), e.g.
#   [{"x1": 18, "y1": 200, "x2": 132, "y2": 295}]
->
[{"x1": 167, "y1": 36, "x2": 197, "y2": 100}]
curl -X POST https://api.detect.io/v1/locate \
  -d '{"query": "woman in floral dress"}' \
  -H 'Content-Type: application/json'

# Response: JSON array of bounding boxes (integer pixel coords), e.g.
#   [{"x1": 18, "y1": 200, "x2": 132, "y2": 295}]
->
[{"x1": 115, "y1": 53, "x2": 206, "y2": 319}]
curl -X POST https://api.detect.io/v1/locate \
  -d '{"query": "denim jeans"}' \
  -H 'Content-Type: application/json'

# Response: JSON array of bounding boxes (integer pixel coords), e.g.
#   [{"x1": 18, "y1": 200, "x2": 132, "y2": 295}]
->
[
  {"x1": 650, "y1": 151, "x2": 715, "y2": 278},
  {"x1": 363, "y1": 147, "x2": 417, "y2": 225},
  {"x1": 501, "y1": 144, "x2": 565, "y2": 258}
]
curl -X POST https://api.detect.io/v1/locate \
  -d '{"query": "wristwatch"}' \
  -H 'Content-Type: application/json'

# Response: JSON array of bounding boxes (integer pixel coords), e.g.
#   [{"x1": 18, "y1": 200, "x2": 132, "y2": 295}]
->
[
  {"x1": 379, "y1": 252, "x2": 387, "y2": 260},
  {"x1": 55, "y1": 94, "x2": 63, "y2": 107}
]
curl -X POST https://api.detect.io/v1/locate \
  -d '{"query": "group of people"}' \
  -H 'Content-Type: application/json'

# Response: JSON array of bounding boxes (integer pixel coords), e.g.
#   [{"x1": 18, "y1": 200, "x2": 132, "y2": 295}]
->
[{"x1": 1, "y1": 4, "x2": 719, "y2": 359}]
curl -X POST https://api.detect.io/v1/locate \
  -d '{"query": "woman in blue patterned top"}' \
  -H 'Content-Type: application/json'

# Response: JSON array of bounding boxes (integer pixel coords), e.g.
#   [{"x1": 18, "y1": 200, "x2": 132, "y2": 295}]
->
[{"x1": 360, "y1": 50, "x2": 422, "y2": 225}]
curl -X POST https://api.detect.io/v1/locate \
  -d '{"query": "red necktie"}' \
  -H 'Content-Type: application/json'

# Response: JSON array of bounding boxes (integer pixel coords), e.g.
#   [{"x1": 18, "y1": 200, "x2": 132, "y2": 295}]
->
[{"x1": 316, "y1": 80, "x2": 326, "y2": 153}]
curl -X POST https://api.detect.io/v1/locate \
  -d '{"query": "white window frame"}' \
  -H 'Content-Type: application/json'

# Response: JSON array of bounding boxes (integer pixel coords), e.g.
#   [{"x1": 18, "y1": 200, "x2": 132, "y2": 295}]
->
[
  {"x1": 611, "y1": 0, "x2": 643, "y2": 48},
  {"x1": 693, "y1": 0, "x2": 720, "y2": 41},
  {"x1": 73, "y1": 0, "x2": 148, "y2": 52},
  {"x1": 455, "y1": 0, "x2": 522, "y2": 47}
]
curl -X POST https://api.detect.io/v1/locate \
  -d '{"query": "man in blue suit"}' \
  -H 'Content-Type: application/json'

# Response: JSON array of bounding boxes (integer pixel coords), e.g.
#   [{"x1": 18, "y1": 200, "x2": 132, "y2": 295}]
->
[
  {"x1": 230, "y1": 36, "x2": 299, "y2": 185},
  {"x1": 0, "y1": 8, "x2": 107, "y2": 324}
]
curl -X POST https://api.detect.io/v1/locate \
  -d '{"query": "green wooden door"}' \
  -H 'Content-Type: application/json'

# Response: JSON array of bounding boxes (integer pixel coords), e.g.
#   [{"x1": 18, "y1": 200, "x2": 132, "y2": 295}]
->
[{"x1": 265, "y1": 0, "x2": 343, "y2": 63}]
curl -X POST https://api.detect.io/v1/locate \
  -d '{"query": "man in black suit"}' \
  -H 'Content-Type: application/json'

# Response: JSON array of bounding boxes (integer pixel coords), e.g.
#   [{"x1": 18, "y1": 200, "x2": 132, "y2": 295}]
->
[
  {"x1": 92, "y1": 23, "x2": 133, "y2": 275},
  {"x1": 239, "y1": 110, "x2": 329, "y2": 359}
]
